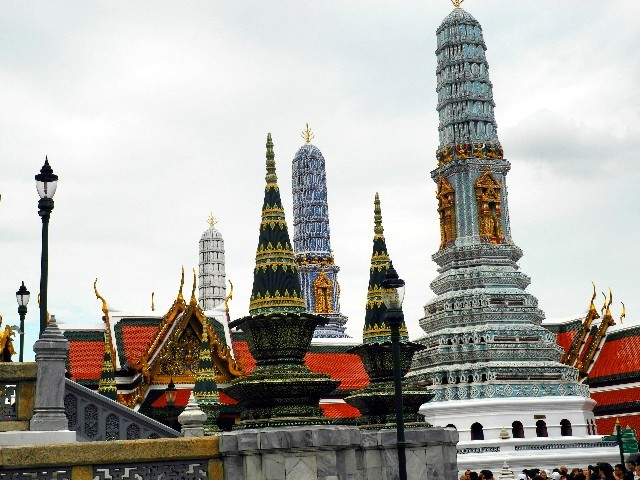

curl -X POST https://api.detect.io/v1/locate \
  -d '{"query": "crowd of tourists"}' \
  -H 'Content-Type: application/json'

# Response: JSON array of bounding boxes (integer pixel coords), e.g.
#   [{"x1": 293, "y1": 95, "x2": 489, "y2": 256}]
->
[{"x1": 462, "y1": 462, "x2": 640, "y2": 480}]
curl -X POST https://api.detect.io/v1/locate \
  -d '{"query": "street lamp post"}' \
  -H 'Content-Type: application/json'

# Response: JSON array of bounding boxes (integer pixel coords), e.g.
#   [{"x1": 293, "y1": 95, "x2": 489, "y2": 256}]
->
[
  {"x1": 16, "y1": 282, "x2": 30, "y2": 362},
  {"x1": 381, "y1": 262, "x2": 407, "y2": 480},
  {"x1": 35, "y1": 157, "x2": 58, "y2": 337}
]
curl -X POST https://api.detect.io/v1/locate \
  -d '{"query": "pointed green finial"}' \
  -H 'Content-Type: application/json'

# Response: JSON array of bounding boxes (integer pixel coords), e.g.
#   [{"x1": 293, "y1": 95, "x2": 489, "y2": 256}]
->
[
  {"x1": 374, "y1": 192, "x2": 384, "y2": 238},
  {"x1": 266, "y1": 133, "x2": 277, "y2": 186}
]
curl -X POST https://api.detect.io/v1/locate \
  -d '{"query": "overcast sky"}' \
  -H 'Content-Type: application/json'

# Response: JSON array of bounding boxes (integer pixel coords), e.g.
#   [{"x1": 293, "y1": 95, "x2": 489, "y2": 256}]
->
[{"x1": 1, "y1": 1, "x2": 638, "y2": 360}]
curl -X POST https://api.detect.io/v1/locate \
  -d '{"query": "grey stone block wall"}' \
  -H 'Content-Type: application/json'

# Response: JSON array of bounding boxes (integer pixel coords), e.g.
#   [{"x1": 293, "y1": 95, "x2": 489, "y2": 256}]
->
[{"x1": 218, "y1": 425, "x2": 458, "y2": 480}]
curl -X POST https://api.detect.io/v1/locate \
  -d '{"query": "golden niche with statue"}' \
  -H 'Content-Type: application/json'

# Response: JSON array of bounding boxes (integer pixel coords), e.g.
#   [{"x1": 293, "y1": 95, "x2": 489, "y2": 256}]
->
[
  {"x1": 475, "y1": 168, "x2": 505, "y2": 244},
  {"x1": 313, "y1": 269, "x2": 334, "y2": 314},
  {"x1": 437, "y1": 175, "x2": 456, "y2": 250}
]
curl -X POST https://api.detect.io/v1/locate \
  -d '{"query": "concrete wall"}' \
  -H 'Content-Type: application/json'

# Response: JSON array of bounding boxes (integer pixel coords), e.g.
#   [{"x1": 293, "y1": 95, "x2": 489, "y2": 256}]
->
[
  {"x1": 0, "y1": 426, "x2": 457, "y2": 480},
  {"x1": 218, "y1": 425, "x2": 458, "y2": 480}
]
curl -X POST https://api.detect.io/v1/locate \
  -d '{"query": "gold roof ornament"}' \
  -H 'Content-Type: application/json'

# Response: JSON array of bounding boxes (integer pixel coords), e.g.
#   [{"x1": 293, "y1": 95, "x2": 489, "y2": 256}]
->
[
  {"x1": 451, "y1": 0, "x2": 464, "y2": 8},
  {"x1": 190, "y1": 268, "x2": 198, "y2": 306},
  {"x1": 94, "y1": 278, "x2": 108, "y2": 317},
  {"x1": 224, "y1": 279, "x2": 233, "y2": 312},
  {"x1": 207, "y1": 212, "x2": 217, "y2": 228},
  {"x1": 152, "y1": 292, "x2": 155, "y2": 312},
  {"x1": 620, "y1": 302, "x2": 626, "y2": 324},
  {"x1": 301, "y1": 123, "x2": 315, "y2": 144},
  {"x1": 177, "y1": 266, "x2": 185, "y2": 303}
]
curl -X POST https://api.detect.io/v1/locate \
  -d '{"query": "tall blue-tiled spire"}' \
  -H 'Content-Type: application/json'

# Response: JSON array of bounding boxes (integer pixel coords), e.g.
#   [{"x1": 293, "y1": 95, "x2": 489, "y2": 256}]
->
[
  {"x1": 435, "y1": 7, "x2": 503, "y2": 167},
  {"x1": 292, "y1": 125, "x2": 348, "y2": 338},
  {"x1": 409, "y1": 5, "x2": 589, "y2": 411}
]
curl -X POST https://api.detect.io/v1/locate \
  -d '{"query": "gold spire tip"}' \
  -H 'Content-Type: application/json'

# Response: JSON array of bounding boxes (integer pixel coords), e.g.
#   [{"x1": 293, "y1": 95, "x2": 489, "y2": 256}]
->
[
  {"x1": 177, "y1": 266, "x2": 185, "y2": 301},
  {"x1": 451, "y1": 0, "x2": 464, "y2": 8},
  {"x1": 207, "y1": 212, "x2": 217, "y2": 228},
  {"x1": 191, "y1": 268, "x2": 197, "y2": 304},
  {"x1": 301, "y1": 123, "x2": 315, "y2": 144}
]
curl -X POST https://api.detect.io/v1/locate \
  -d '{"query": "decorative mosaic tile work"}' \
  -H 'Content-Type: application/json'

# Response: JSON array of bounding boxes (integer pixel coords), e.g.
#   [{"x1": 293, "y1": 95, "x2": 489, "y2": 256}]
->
[
  {"x1": 292, "y1": 142, "x2": 348, "y2": 338},
  {"x1": 409, "y1": 7, "x2": 586, "y2": 402}
]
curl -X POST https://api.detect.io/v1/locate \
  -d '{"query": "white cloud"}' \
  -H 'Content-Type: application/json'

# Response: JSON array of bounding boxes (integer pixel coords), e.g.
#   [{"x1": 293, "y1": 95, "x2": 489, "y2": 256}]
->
[{"x1": 1, "y1": 1, "x2": 639, "y2": 359}]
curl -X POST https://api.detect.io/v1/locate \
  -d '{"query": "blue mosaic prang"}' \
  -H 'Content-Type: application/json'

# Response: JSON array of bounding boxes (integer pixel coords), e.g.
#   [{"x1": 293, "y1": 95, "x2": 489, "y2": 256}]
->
[
  {"x1": 408, "y1": 6, "x2": 586, "y2": 402},
  {"x1": 291, "y1": 143, "x2": 348, "y2": 338},
  {"x1": 436, "y1": 8, "x2": 500, "y2": 150}
]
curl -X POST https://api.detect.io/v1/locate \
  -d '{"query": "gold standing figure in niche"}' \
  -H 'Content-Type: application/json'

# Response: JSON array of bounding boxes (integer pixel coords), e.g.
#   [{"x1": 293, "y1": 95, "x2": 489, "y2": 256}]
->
[
  {"x1": 437, "y1": 176, "x2": 456, "y2": 250},
  {"x1": 313, "y1": 269, "x2": 333, "y2": 314},
  {"x1": 475, "y1": 168, "x2": 504, "y2": 244}
]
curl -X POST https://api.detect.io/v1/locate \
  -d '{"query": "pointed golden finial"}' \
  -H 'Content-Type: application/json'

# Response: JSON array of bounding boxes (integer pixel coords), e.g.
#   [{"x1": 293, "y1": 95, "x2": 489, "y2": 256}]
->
[
  {"x1": 451, "y1": 0, "x2": 464, "y2": 8},
  {"x1": 620, "y1": 302, "x2": 626, "y2": 324},
  {"x1": 177, "y1": 266, "x2": 185, "y2": 302},
  {"x1": 224, "y1": 279, "x2": 234, "y2": 312},
  {"x1": 94, "y1": 278, "x2": 109, "y2": 317},
  {"x1": 601, "y1": 292, "x2": 608, "y2": 316},
  {"x1": 151, "y1": 292, "x2": 155, "y2": 312},
  {"x1": 207, "y1": 212, "x2": 217, "y2": 228},
  {"x1": 190, "y1": 268, "x2": 197, "y2": 305},
  {"x1": 301, "y1": 123, "x2": 315, "y2": 144}
]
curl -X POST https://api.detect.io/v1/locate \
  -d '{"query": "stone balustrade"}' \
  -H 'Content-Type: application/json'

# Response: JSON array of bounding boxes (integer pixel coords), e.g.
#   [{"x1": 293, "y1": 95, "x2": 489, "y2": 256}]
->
[
  {"x1": 0, "y1": 363, "x2": 37, "y2": 432},
  {"x1": 0, "y1": 436, "x2": 222, "y2": 480}
]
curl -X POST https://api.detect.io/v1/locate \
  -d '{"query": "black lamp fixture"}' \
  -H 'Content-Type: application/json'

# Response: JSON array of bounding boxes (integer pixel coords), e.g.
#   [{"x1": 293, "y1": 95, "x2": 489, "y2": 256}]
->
[
  {"x1": 35, "y1": 157, "x2": 58, "y2": 337},
  {"x1": 165, "y1": 378, "x2": 177, "y2": 407},
  {"x1": 381, "y1": 261, "x2": 408, "y2": 480},
  {"x1": 15, "y1": 281, "x2": 30, "y2": 362}
]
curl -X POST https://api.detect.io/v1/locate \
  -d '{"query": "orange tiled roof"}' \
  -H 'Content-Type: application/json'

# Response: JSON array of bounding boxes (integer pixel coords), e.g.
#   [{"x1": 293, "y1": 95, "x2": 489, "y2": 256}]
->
[
  {"x1": 219, "y1": 392, "x2": 238, "y2": 405},
  {"x1": 592, "y1": 387, "x2": 640, "y2": 407},
  {"x1": 319, "y1": 402, "x2": 361, "y2": 418},
  {"x1": 305, "y1": 352, "x2": 369, "y2": 390},
  {"x1": 556, "y1": 331, "x2": 577, "y2": 354},
  {"x1": 68, "y1": 341, "x2": 103, "y2": 380},
  {"x1": 232, "y1": 341, "x2": 256, "y2": 374},
  {"x1": 121, "y1": 325, "x2": 159, "y2": 366},
  {"x1": 589, "y1": 335, "x2": 640, "y2": 379},
  {"x1": 231, "y1": 341, "x2": 369, "y2": 391},
  {"x1": 150, "y1": 389, "x2": 237, "y2": 407},
  {"x1": 595, "y1": 415, "x2": 640, "y2": 436},
  {"x1": 151, "y1": 388, "x2": 192, "y2": 408}
]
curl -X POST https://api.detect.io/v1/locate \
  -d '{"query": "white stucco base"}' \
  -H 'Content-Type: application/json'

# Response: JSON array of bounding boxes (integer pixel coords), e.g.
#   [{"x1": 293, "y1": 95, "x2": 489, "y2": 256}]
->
[
  {"x1": 454, "y1": 435, "x2": 620, "y2": 473},
  {"x1": 420, "y1": 396, "x2": 598, "y2": 441},
  {"x1": 421, "y1": 396, "x2": 619, "y2": 472}
]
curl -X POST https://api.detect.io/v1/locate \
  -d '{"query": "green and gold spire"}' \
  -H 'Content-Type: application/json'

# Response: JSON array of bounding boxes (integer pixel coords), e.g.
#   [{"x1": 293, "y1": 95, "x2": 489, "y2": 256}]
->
[
  {"x1": 193, "y1": 328, "x2": 220, "y2": 433},
  {"x1": 249, "y1": 133, "x2": 306, "y2": 316},
  {"x1": 194, "y1": 328, "x2": 219, "y2": 405},
  {"x1": 363, "y1": 193, "x2": 408, "y2": 343},
  {"x1": 98, "y1": 331, "x2": 118, "y2": 401}
]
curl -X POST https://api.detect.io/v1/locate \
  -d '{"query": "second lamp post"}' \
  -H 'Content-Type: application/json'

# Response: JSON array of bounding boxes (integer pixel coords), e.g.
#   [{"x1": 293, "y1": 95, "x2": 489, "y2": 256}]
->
[
  {"x1": 381, "y1": 262, "x2": 408, "y2": 480},
  {"x1": 16, "y1": 281, "x2": 30, "y2": 362},
  {"x1": 35, "y1": 157, "x2": 58, "y2": 337}
]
